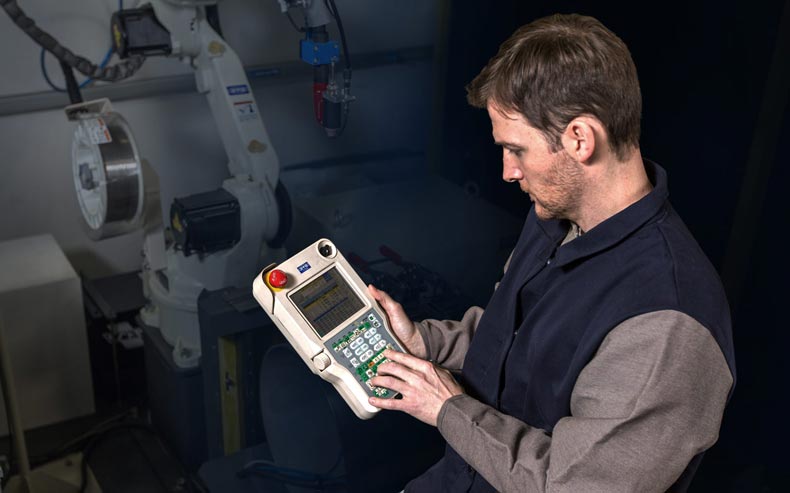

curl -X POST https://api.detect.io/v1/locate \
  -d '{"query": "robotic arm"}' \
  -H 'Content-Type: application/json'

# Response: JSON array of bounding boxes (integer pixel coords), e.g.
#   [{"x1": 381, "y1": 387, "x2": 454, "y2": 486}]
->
[
  {"x1": 113, "y1": 1, "x2": 280, "y2": 202},
  {"x1": 122, "y1": 1, "x2": 280, "y2": 186},
  {"x1": 102, "y1": 0, "x2": 289, "y2": 366}
]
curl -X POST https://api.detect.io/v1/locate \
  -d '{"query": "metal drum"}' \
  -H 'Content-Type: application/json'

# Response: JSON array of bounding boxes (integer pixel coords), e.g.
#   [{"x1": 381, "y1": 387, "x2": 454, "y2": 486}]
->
[{"x1": 71, "y1": 111, "x2": 148, "y2": 239}]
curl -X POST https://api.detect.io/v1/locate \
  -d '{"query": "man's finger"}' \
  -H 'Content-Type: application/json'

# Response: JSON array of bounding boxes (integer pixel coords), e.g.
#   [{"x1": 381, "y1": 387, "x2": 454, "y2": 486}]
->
[
  {"x1": 383, "y1": 349, "x2": 433, "y2": 374},
  {"x1": 369, "y1": 374, "x2": 407, "y2": 394},
  {"x1": 368, "y1": 285, "x2": 402, "y2": 311},
  {"x1": 367, "y1": 284, "x2": 390, "y2": 304},
  {"x1": 369, "y1": 396, "x2": 405, "y2": 411},
  {"x1": 367, "y1": 284, "x2": 381, "y2": 299},
  {"x1": 374, "y1": 361, "x2": 419, "y2": 384}
]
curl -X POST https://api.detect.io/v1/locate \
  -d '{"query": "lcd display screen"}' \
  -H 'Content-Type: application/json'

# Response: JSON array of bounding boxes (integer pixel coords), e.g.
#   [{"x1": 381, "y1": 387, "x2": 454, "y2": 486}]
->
[{"x1": 290, "y1": 267, "x2": 365, "y2": 338}]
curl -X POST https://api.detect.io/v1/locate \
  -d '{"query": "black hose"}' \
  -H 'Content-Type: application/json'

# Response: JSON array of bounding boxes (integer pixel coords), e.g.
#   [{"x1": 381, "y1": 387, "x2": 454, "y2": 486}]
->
[
  {"x1": 0, "y1": 0, "x2": 144, "y2": 82},
  {"x1": 60, "y1": 60, "x2": 83, "y2": 104},
  {"x1": 205, "y1": 5, "x2": 223, "y2": 38},
  {"x1": 325, "y1": 0, "x2": 351, "y2": 72},
  {"x1": 285, "y1": 10, "x2": 305, "y2": 33},
  {"x1": 267, "y1": 180, "x2": 293, "y2": 249},
  {"x1": 323, "y1": 0, "x2": 352, "y2": 135}
]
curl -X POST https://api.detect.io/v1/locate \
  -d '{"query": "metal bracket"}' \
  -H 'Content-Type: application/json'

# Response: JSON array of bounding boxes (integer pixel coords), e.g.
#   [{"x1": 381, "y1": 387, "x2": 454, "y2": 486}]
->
[{"x1": 64, "y1": 98, "x2": 113, "y2": 121}]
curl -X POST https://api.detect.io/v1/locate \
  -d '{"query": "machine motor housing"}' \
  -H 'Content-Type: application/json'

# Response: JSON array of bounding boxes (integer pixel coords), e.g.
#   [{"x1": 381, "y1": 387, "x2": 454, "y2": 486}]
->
[
  {"x1": 170, "y1": 188, "x2": 241, "y2": 257},
  {"x1": 111, "y1": 6, "x2": 172, "y2": 59}
]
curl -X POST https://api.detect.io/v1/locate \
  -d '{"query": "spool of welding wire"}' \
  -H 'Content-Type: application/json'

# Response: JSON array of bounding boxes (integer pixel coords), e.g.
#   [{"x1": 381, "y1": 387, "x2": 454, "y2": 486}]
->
[{"x1": 71, "y1": 111, "x2": 149, "y2": 240}]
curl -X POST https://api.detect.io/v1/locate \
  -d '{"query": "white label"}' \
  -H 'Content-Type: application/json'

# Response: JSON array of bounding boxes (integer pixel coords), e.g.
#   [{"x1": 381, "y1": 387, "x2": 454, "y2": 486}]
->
[
  {"x1": 85, "y1": 118, "x2": 112, "y2": 144},
  {"x1": 234, "y1": 100, "x2": 259, "y2": 122}
]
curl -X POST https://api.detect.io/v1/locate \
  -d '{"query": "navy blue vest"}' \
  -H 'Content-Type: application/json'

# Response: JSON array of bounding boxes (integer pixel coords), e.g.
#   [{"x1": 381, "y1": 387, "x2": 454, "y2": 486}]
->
[{"x1": 408, "y1": 162, "x2": 735, "y2": 492}]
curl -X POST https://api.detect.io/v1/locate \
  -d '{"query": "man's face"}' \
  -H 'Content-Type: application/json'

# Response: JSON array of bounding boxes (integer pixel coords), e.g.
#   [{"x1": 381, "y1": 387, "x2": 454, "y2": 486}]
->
[{"x1": 487, "y1": 102, "x2": 585, "y2": 220}]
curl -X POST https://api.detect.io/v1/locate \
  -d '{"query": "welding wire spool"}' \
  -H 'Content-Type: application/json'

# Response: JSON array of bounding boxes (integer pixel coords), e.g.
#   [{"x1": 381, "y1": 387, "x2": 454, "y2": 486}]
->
[{"x1": 71, "y1": 111, "x2": 152, "y2": 240}]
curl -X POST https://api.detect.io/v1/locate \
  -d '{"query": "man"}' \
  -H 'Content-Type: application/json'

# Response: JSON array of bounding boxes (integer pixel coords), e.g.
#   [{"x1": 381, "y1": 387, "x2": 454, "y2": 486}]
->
[{"x1": 366, "y1": 13, "x2": 735, "y2": 493}]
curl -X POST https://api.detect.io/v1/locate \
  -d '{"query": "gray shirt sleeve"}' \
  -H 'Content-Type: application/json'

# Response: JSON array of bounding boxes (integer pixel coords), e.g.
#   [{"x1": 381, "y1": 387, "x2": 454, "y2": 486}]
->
[
  {"x1": 435, "y1": 310, "x2": 733, "y2": 493},
  {"x1": 414, "y1": 306, "x2": 484, "y2": 370}
]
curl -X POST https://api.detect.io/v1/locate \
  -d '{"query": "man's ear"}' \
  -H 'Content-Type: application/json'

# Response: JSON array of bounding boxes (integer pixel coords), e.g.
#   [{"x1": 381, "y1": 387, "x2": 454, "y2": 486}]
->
[{"x1": 561, "y1": 117, "x2": 602, "y2": 164}]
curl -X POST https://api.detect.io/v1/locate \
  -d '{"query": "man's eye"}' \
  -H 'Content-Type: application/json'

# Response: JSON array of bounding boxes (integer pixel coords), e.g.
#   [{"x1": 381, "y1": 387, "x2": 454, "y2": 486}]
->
[{"x1": 508, "y1": 148, "x2": 522, "y2": 157}]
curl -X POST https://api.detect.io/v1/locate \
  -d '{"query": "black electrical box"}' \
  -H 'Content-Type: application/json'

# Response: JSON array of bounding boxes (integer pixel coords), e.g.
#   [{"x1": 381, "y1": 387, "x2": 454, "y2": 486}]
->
[
  {"x1": 111, "y1": 6, "x2": 172, "y2": 59},
  {"x1": 170, "y1": 188, "x2": 241, "y2": 256}
]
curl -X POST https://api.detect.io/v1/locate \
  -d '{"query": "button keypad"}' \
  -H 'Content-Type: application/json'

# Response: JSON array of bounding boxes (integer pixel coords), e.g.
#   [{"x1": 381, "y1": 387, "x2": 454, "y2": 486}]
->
[{"x1": 327, "y1": 309, "x2": 401, "y2": 399}]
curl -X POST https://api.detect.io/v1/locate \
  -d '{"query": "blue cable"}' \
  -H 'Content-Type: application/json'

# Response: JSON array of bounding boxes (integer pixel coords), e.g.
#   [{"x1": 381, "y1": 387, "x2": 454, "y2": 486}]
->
[
  {"x1": 39, "y1": 46, "x2": 65, "y2": 92},
  {"x1": 40, "y1": 0, "x2": 123, "y2": 92}
]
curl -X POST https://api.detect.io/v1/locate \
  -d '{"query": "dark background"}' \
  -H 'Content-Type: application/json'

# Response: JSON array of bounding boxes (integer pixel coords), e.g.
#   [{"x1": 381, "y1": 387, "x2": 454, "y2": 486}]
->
[{"x1": 436, "y1": 1, "x2": 789, "y2": 491}]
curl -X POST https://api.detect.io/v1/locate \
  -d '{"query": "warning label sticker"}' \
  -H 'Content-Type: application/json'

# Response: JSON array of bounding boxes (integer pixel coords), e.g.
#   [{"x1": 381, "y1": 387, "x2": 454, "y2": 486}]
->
[
  {"x1": 234, "y1": 100, "x2": 259, "y2": 122},
  {"x1": 85, "y1": 118, "x2": 112, "y2": 144}
]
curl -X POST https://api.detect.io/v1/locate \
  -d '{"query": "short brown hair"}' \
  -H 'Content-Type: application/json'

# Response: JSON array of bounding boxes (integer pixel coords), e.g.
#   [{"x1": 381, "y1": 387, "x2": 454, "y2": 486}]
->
[{"x1": 467, "y1": 14, "x2": 642, "y2": 160}]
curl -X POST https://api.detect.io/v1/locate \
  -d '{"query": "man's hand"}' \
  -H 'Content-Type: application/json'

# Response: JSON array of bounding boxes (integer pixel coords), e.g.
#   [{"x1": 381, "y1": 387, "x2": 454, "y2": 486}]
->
[
  {"x1": 368, "y1": 349, "x2": 464, "y2": 426},
  {"x1": 367, "y1": 285, "x2": 428, "y2": 359}
]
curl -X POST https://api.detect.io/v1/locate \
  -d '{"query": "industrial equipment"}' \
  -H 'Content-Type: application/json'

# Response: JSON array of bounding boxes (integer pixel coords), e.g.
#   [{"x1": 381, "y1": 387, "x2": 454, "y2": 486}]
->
[
  {"x1": 1, "y1": 0, "x2": 354, "y2": 369},
  {"x1": 0, "y1": 297, "x2": 99, "y2": 492},
  {"x1": 65, "y1": 98, "x2": 158, "y2": 241},
  {"x1": 252, "y1": 238, "x2": 406, "y2": 419},
  {"x1": 102, "y1": 0, "x2": 288, "y2": 369},
  {"x1": 277, "y1": 0, "x2": 355, "y2": 137},
  {"x1": 2, "y1": 0, "x2": 353, "y2": 368}
]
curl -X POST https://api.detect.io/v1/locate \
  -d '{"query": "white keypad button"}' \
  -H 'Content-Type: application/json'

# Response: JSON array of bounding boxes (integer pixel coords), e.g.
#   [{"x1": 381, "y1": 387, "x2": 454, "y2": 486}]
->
[
  {"x1": 350, "y1": 358, "x2": 359, "y2": 368},
  {"x1": 343, "y1": 348, "x2": 352, "y2": 358},
  {"x1": 370, "y1": 334, "x2": 381, "y2": 344},
  {"x1": 350, "y1": 338, "x2": 362, "y2": 350},
  {"x1": 374, "y1": 340, "x2": 386, "y2": 351},
  {"x1": 355, "y1": 346, "x2": 366, "y2": 356}
]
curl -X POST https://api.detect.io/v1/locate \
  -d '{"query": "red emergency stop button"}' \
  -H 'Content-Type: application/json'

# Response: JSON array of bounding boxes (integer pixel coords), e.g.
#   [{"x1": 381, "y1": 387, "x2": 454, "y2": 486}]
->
[{"x1": 268, "y1": 269, "x2": 288, "y2": 288}]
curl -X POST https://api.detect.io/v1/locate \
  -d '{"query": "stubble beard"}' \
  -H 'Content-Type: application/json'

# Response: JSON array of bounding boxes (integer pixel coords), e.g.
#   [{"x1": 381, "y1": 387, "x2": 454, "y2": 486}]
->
[{"x1": 530, "y1": 150, "x2": 585, "y2": 221}]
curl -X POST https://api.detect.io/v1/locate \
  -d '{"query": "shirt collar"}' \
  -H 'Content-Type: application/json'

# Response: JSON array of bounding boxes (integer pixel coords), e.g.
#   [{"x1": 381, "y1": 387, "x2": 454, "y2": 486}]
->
[{"x1": 537, "y1": 160, "x2": 669, "y2": 268}]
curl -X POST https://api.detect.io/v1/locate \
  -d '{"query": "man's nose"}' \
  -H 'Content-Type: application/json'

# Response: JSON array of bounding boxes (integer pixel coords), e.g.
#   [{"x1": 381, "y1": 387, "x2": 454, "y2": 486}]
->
[{"x1": 502, "y1": 156, "x2": 523, "y2": 183}]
